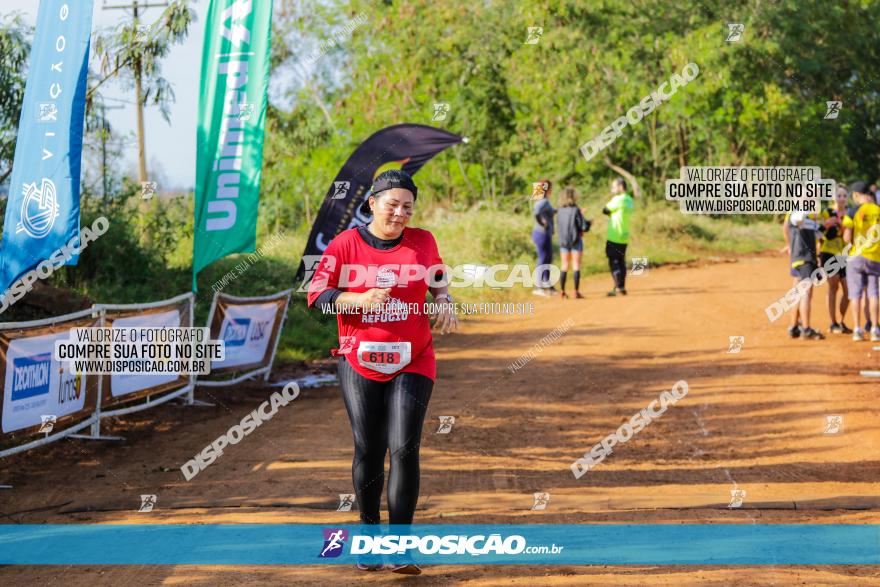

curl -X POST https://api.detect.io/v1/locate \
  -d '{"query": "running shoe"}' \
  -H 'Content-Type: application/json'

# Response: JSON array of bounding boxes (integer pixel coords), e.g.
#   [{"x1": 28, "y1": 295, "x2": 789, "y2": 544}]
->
[
  {"x1": 559, "y1": 291, "x2": 569, "y2": 299},
  {"x1": 390, "y1": 563, "x2": 422, "y2": 575},
  {"x1": 871, "y1": 328, "x2": 880, "y2": 342},
  {"x1": 356, "y1": 562, "x2": 383, "y2": 572},
  {"x1": 840, "y1": 323, "x2": 853, "y2": 334},
  {"x1": 606, "y1": 289, "x2": 617, "y2": 297},
  {"x1": 575, "y1": 291, "x2": 585, "y2": 299},
  {"x1": 829, "y1": 322, "x2": 843, "y2": 334},
  {"x1": 801, "y1": 327, "x2": 825, "y2": 340},
  {"x1": 619, "y1": 288, "x2": 628, "y2": 296},
  {"x1": 532, "y1": 288, "x2": 548, "y2": 297},
  {"x1": 788, "y1": 325, "x2": 801, "y2": 338},
  {"x1": 865, "y1": 320, "x2": 873, "y2": 332},
  {"x1": 853, "y1": 328, "x2": 866, "y2": 342}
]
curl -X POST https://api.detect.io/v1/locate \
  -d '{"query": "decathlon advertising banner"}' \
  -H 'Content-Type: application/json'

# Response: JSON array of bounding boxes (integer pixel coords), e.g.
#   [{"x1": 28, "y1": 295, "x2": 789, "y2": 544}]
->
[
  {"x1": 207, "y1": 298, "x2": 285, "y2": 372},
  {"x1": 0, "y1": 315, "x2": 98, "y2": 436},
  {"x1": 295, "y1": 124, "x2": 464, "y2": 284},
  {"x1": 192, "y1": 0, "x2": 273, "y2": 291},
  {"x1": 0, "y1": 0, "x2": 93, "y2": 295}
]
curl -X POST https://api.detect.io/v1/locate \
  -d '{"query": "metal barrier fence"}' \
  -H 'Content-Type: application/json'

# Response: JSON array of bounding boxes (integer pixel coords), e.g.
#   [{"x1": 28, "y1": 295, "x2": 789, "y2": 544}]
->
[
  {"x1": 0, "y1": 308, "x2": 101, "y2": 458},
  {"x1": 0, "y1": 288, "x2": 295, "y2": 457},
  {"x1": 195, "y1": 289, "x2": 292, "y2": 387}
]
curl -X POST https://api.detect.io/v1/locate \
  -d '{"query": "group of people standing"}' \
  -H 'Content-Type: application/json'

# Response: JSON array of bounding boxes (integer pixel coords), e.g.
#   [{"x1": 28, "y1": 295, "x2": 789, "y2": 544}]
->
[
  {"x1": 785, "y1": 180, "x2": 880, "y2": 341},
  {"x1": 531, "y1": 177, "x2": 635, "y2": 298}
]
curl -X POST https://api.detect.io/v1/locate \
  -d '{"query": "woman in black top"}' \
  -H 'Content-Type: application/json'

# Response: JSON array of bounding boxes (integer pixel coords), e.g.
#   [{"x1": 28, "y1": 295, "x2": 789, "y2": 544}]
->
[{"x1": 555, "y1": 186, "x2": 591, "y2": 298}]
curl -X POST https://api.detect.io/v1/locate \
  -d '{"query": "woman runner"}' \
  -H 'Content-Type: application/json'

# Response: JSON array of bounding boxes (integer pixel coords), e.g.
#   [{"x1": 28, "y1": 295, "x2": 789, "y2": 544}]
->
[{"x1": 308, "y1": 169, "x2": 458, "y2": 575}]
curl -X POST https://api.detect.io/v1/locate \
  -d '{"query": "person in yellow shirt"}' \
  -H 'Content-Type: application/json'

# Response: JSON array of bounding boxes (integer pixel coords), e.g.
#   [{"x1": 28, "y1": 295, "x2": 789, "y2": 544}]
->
[
  {"x1": 842, "y1": 182, "x2": 880, "y2": 341},
  {"x1": 818, "y1": 187, "x2": 851, "y2": 333}
]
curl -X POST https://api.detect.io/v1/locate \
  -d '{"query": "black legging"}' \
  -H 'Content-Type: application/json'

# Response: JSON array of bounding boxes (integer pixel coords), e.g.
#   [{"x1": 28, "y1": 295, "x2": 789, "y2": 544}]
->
[
  {"x1": 606, "y1": 240, "x2": 628, "y2": 290},
  {"x1": 337, "y1": 356, "x2": 433, "y2": 525}
]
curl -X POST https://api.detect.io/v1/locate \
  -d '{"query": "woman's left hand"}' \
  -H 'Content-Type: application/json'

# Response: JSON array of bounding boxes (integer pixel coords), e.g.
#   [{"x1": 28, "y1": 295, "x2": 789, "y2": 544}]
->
[{"x1": 431, "y1": 300, "x2": 459, "y2": 335}]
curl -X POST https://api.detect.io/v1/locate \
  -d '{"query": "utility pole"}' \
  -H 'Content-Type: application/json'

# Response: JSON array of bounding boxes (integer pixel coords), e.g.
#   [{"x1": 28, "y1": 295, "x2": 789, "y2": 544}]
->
[{"x1": 101, "y1": 0, "x2": 168, "y2": 184}]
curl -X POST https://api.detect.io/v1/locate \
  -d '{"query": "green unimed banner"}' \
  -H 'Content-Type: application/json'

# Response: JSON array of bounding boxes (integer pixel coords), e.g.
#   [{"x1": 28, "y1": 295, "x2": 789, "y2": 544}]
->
[{"x1": 192, "y1": 0, "x2": 273, "y2": 291}]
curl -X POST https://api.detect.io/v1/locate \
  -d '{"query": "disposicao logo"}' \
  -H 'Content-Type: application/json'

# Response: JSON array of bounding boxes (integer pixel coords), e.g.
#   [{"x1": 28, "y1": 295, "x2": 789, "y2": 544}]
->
[
  {"x1": 319, "y1": 528, "x2": 348, "y2": 558},
  {"x1": 11, "y1": 353, "x2": 52, "y2": 401},
  {"x1": 222, "y1": 318, "x2": 250, "y2": 347}
]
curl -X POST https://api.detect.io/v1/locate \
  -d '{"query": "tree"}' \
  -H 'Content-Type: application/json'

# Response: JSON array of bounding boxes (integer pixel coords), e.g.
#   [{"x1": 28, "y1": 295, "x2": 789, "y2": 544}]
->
[
  {"x1": 262, "y1": 0, "x2": 880, "y2": 231},
  {"x1": 0, "y1": 13, "x2": 31, "y2": 185},
  {"x1": 91, "y1": 0, "x2": 195, "y2": 183}
]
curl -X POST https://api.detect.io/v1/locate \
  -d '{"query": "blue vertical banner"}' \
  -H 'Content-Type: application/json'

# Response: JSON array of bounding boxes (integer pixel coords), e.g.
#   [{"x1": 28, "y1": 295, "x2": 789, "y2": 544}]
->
[{"x1": 0, "y1": 0, "x2": 94, "y2": 293}]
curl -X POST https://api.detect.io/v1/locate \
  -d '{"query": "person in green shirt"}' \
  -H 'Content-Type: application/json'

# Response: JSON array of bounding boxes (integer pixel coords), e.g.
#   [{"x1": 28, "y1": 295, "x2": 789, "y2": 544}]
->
[{"x1": 602, "y1": 177, "x2": 634, "y2": 296}]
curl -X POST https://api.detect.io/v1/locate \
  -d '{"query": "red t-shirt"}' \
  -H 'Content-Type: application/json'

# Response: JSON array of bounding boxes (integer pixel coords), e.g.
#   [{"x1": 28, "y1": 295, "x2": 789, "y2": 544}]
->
[{"x1": 306, "y1": 227, "x2": 443, "y2": 382}]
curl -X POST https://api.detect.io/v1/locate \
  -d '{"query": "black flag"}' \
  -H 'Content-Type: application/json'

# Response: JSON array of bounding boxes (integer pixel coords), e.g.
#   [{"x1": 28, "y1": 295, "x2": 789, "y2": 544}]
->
[{"x1": 295, "y1": 124, "x2": 464, "y2": 285}]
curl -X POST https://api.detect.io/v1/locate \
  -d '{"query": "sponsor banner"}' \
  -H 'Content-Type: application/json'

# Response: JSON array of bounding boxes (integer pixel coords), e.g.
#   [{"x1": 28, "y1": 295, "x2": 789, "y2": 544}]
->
[
  {"x1": 100, "y1": 301, "x2": 191, "y2": 408},
  {"x1": 207, "y1": 295, "x2": 286, "y2": 373},
  {"x1": 192, "y1": 0, "x2": 274, "y2": 290},
  {"x1": 0, "y1": 316, "x2": 98, "y2": 436},
  {"x1": 294, "y1": 124, "x2": 464, "y2": 285},
  {"x1": 0, "y1": 0, "x2": 94, "y2": 293},
  {"x1": 0, "y1": 524, "x2": 877, "y2": 565}
]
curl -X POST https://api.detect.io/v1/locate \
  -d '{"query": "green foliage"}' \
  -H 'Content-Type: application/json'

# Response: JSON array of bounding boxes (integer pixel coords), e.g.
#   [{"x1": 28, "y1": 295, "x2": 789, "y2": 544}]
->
[
  {"x1": 0, "y1": 13, "x2": 30, "y2": 183},
  {"x1": 92, "y1": 0, "x2": 195, "y2": 121},
  {"x1": 66, "y1": 181, "x2": 184, "y2": 303},
  {"x1": 262, "y1": 0, "x2": 880, "y2": 234},
  {"x1": 278, "y1": 294, "x2": 338, "y2": 362}
]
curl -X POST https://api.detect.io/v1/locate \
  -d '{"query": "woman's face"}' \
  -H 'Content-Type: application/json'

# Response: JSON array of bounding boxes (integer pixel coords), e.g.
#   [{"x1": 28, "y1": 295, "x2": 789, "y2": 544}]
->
[
  {"x1": 370, "y1": 188, "x2": 414, "y2": 237},
  {"x1": 835, "y1": 190, "x2": 848, "y2": 211}
]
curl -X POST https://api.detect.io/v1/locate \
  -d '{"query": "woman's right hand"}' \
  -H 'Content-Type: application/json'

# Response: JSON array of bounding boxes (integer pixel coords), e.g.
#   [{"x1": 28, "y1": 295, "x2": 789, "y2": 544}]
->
[{"x1": 358, "y1": 288, "x2": 391, "y2": 309}]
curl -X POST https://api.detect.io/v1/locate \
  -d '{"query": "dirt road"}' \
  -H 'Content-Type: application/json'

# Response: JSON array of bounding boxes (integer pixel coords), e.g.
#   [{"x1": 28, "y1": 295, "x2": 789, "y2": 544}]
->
[{"x1": 1, "y1": 254, "x2": 878, "y2": 585}]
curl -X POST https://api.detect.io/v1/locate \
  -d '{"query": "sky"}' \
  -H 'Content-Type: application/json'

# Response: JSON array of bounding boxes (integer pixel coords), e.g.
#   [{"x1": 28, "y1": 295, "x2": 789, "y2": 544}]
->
[{"x1": 4, "y1": 0, "x2": 211, "y2": 190}]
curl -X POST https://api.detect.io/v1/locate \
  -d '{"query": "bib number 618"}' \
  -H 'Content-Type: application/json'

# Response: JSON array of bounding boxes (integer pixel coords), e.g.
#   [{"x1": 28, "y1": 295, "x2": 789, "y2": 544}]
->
[{"x1": 367, "y1": 351, "x2": 399, "y2": 363}]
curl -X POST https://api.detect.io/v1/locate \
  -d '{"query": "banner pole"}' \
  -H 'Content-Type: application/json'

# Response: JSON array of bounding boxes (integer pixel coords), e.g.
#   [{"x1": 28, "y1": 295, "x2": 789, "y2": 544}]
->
[
  {"x1": 187, "y1": 292, "x2": 196, "y2": 404},
  {"x1": 90, "y1": 307, "x2": 104, "y2": 437},
  {"x1": 185, "y1": 292, "x2": 213, "y2": 406},
  {"x1": 70, "y1": 308, "x2": 122, "y2": 441}
]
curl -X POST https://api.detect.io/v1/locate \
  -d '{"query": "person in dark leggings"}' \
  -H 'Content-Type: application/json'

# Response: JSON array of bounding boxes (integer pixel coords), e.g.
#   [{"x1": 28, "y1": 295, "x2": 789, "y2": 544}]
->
[
  {"x1": 337, "y1": 356, "x2": 432, "y2": 526},
  {"x1": 307, "y1": 169, "x2": 458, "y2": 575},
  {"x1": 531, "y1": 179, "x2": 556, "y2": 296},
  {"x1": 602, "y1": 177, "x2": 634, "y2": 296},
  {"x1": 606, "y1": 241, "x2": 627, "y2": 293}
]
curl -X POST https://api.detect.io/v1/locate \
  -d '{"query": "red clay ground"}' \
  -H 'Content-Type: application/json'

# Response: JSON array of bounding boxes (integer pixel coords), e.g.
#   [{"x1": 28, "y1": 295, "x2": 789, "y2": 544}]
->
[{"x1": 1, "y1": 253, "x2": 879, "y2": 585}]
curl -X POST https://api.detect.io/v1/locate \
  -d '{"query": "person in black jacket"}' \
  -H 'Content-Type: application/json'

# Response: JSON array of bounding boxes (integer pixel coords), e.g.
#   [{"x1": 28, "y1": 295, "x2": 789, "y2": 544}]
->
[{"x1": 556, "y1": 186, "x2": 591, "y2": 298}]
